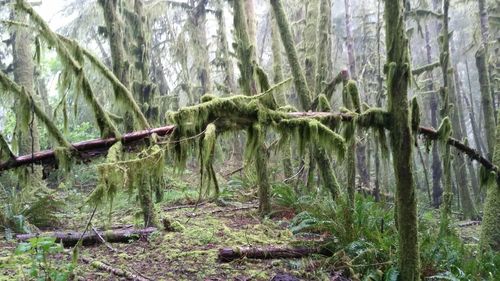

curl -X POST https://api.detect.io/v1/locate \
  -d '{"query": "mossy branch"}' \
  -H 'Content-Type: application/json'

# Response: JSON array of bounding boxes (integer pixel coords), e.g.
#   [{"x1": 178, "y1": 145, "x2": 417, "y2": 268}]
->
[
  {"x1": 16, "y1": 0, "x2": 120, "y2": 138},
  {"x1": 0, "y1": 70, "x2": 71, "y2": 149},
  {"x1": 57, "y1": 35, "x2": 150, "y2": 129},
  {"x1": 412, "y1": 61, "x2": 440, "y2": 76}
]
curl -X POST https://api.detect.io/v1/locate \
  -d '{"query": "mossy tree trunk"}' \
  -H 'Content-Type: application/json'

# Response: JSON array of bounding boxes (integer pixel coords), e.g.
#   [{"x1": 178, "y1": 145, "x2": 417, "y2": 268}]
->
[
  {"x1": 99, "y1": 0, "x2": 158, "y2": 227},
  {"x1": 436, "y1": 0, "x2": 453, "y2": 234},
  {"x1": 99, "y1": 0, "x2": 131, "y2": 128},
  {"x1": 12, "y1": 9, "x2": 43, "y2": 186},
  {"x1": 271, "y1": 10, "x2": 293, "y2": 179},
  {"x1": 384, "y1": 0, "x2": 420, "y2": 279},
  {"x1": 270, "y1": 0, "x2": 340, "y2": 200},
  {"x1": 480, "y1": 122, "x2": 500, "y2": 252},
  {"x1": 477, "y1": 0, "x2": 500, "y2": 255},
  {"x1": 476, "y1": 46, "x2": 496, "y2": 158},
  {"x1": 234, "y1": 0, "x2": 271, "y2": 216},
  {"x1": 304, "y1": 0, "x2": 318, "y2": 93},
  {"x1": 343, "y1": 0, "x2": 369, "y2": 190}
]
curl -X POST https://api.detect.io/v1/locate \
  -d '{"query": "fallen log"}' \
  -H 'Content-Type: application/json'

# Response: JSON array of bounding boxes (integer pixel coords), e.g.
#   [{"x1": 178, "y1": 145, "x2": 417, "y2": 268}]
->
[
  {"x1": 1, "y1": 114, "x2": 496, "y2": 175},
  {"x1": 16, "y1": 227, "x2": 157, "y2": 247},
  {"x1": 81, "y1": 256, "x2": 151, "y2": 281},
  {"x1": 0, "y1": 125, "x2": 175, "y2": 171},
  {"x1": 218, "y1": 246, "x2": 328, "y2": 262}
]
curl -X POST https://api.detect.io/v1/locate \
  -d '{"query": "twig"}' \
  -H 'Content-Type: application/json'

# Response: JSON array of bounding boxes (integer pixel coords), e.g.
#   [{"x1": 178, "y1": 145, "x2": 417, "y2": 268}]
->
[
  {"x1": 223, "y1": 166, "x2": 245, "y2": 178},
  {"x1": 163, "y1": 201, "x2": 206, "y2": 211},
  {"x1": 283, "y1": 165, "x2": 305, "y2": 183},
  {"x1": 91, "y1": 226, "x2": 116, "y2": 252}
]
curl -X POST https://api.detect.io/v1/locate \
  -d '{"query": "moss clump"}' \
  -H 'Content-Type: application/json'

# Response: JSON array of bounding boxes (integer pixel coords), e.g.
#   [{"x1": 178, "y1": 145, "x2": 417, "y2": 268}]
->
[{"x1": 88, "y1": 142, "x2": 165, "y2": 227}]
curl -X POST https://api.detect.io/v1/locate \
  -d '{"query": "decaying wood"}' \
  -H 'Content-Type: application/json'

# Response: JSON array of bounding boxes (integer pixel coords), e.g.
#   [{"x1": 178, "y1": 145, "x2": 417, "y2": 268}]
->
[
  {"x1": 1, "y1": 113, "x2": 496, "y2": 175},
  {"x1": 218, "y1": 246, "x2": 327, "y2": 262},
  {"x1": 16, "y1": 227, "x2": 157, "y2": 247},
  {"x1": 81, "y1": 256, "x2": 151, "y2": 281}
]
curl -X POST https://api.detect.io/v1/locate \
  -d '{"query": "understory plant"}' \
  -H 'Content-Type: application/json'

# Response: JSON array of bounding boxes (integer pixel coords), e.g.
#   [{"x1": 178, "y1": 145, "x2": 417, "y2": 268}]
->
[{"x1": 13, "y1": 236, "x2": 75, "y2": 281}]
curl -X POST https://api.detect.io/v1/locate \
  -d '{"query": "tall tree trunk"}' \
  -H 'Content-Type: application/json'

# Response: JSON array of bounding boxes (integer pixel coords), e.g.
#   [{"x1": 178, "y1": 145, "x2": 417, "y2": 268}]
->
[
  {"x1": 476, "y1": 46, "x2": 496, "y2": 158},
  {"x1": 99, "y1": 0, "x2": 130, "y2": 112},
  {"x1": 12, "y1": 9, "x2": 43, "y2": 185},
  {"x1": 234, "y1": 0, "x2": 270, "y2": 216},
  {"x1": 271, "y1": 0, "x2": 340, "y2": 200},
  {"x1": 384, "y1": 0, "x2": 420, "y2": 279},
  {"x1": 271, "y1": 9, "x2": 293, "y2": 179},
  {"x1": 304, "y1": 0, "x2": 319, "y2": 93},
  {"x1": 343, "y1": 0, "x2": 369, "y2": 189},
  {"x1": 343, "y1": 0, "x2": 356, "y2": 80},
  {"x1": 424, "y1": 23, "x2": 443, "y2": 208},
  {"x1": 189, "y1": 0, "x2": 212, "y2": 97}
]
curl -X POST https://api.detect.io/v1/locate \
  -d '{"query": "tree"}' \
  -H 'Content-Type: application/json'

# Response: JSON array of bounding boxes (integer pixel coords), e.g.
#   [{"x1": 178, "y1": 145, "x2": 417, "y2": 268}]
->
[{"x1": 384, "y1": 0, "x2": 420, "y2": 279}]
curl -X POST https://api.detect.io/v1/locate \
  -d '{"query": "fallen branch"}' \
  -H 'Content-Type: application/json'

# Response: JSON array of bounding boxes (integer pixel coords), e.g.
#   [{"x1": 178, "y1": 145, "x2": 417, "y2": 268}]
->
[
  {"x1": 1, "y1": 114, "x2": 496, "y2": 175},
  {"x1": 16, "y1": 227, "x2": 157, "y2": 247},
  {"x1": 186, "y1": 205, "x2": 258, "y2": 218},
  {"x1": 92, "y1": 226, "x2": 117, "y2": 252},
  {"x1": 457, "y1": 221, "x2": 482, "y2": 227},
  {"x1": 81, "y1": 256, "x2": 151, "y2": 281},
  {"x1": 163, "y1": 201, "x2": 207, "y2": 211},
  {"x1": 0, "y1": 126, "x2": 174, "y2": 171},
  {"x1": 218, "y1": 246, "x2": 327, "y2": 262}
]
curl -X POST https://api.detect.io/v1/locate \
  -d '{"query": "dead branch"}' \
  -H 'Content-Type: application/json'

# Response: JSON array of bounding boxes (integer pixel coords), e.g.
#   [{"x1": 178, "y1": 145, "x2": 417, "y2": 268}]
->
[{"x1": 81, "y1": 256, "x2": 151, "y2": 281}]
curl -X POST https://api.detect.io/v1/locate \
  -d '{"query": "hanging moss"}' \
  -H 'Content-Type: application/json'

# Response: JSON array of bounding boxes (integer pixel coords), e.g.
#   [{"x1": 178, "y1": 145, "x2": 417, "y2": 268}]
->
[
  {"x1": 0, "y1": 71, "x2": 72, "y2": 149},
  {"x1": 88, "y1": 142, "x2": 164, "y2": 227},
  {"x1": 17, "y1": 0, "x2": 120, "y2": 138},
  {"x1": 53, "y1": 147, "x2": 74, "y2": 173},
  {"x1": 316, "y1": 94, "x2": 331, "y2": 112},
  {"x1": 437, "y1": 117, "x2": 452, "y2": 143}
]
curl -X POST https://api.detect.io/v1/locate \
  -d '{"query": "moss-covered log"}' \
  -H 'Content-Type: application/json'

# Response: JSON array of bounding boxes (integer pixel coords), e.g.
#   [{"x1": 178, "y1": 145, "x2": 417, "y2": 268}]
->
[{"x1": 16, "y1": 227, "x2": 157, "y2": 247}]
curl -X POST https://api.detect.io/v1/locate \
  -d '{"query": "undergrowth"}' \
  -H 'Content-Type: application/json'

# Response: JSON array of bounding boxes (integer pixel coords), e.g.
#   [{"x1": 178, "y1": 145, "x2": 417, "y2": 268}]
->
[{"x1": 272, "y1": 183, "x2": 499, "y2": 280}]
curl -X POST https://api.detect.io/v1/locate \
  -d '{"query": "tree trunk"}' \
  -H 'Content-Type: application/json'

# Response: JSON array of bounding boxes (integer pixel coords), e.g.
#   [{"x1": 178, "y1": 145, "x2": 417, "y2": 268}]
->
[
  {"x1": 233, "y1": 0, "x2": 270, "y2": 216},
  {"x1": 304, "y1": 0, "x2": 319, "y2": 93},
  {"x1": 271, "y1": 10, "x2": 293, "y2": 179},
  {"x1": 270, "y1": 0, "x2": 340, "y2": 200},
  {"x1": 384, "y1": 0, "x2": 420, "y2": 279},
  {"x1": 476, "y1": 46, "x2": 496, "y2": 158},
  {"x1": 12, "y1": 9, "x2": 43, "y2": 186},
  {"x1": 189, "y1": 0, "x2": 212, "y2": 97}
]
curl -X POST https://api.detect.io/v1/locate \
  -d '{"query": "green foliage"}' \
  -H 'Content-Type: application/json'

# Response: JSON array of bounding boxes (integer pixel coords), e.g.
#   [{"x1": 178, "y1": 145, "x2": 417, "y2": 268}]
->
[
  {"x1": 419, "y1": 211, "x2": 499, "y2": 280},
  {"x1": 13, "y1": 236, "x2": 75, "y2": 281},
  {"x1": 0, "y1": 183, "x2": 64, "y2": 234}
]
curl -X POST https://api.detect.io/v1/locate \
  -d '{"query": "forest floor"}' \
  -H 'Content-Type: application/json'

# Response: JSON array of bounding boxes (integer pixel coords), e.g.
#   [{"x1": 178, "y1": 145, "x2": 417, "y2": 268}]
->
[
  {"x1": 0, "y1": 187, "x2": 339, "y2": 281},
  {"x1": 0, "y1": 167, "x2": 485, "y2": 281}
]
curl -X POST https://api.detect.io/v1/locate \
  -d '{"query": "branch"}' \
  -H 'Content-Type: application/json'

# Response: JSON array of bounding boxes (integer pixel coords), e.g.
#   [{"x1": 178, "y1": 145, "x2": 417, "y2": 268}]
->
[
  {"x1": 0, "y1": 112, "x2": 495, "y2": 175},
  {"x1": 412, "y1": 61, "x2": 440, "y2": 76},
  {"x1": 0, "y1": 126, "x2": 175, "y2": 171}
]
